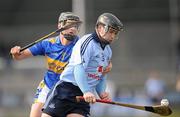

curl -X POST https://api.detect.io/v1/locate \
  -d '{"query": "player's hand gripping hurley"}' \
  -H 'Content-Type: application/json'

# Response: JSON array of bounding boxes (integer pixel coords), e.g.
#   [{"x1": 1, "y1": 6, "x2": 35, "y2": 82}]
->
[
  {"x1": 20, "y1": 21, "x2": 81, "y2": 52},
  {"x1": 76, "y1": 96, "x2": 172, "y2": 116}
]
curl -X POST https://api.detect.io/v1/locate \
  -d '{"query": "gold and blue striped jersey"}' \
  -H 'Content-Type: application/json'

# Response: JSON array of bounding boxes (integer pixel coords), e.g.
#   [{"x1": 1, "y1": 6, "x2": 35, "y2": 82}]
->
[{"x1": 29, "y1": 35, "x2": 79, "y2": 88}]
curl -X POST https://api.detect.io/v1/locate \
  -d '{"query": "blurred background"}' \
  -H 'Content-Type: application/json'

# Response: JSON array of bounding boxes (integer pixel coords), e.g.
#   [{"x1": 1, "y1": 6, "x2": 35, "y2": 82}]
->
[{"x1": 0, "y1": 0, "x2": 180, "y2": 117}]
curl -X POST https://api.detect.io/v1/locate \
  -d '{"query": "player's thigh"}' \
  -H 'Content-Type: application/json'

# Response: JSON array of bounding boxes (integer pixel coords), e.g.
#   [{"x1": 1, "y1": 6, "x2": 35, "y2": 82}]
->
[
  {"x1": 30, "y1": 102, "x2": 44, "y2": 117},
  {"x1": 33, "y1": 80, "x2": 50, "y2": 104},
  {"x1": 41, "y1": 113, "x2": 52, "y2": 117},
  {"x1": 31, "y1": 80, "x2": 50, "y2": 117},
  {"x1": 67, "y1": 113, "x2": 84, "y2": 117}
]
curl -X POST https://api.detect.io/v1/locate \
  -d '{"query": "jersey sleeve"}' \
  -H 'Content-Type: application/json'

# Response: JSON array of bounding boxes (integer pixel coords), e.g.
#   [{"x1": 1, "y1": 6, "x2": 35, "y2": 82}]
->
[
  {"x1": 96, "y1": 75, "x2": 107, "y2": 96},
  {"x1": 74, "y1": 64, "x2": 91, "y2": 93},
  {"x1": 29, "y1": 40, "x2": 46, "y2": 56}
]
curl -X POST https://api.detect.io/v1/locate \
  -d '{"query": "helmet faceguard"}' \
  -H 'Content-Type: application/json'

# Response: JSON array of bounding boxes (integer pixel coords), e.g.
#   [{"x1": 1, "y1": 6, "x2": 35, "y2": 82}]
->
[
  {"x1": 96, "y1": 13, "x2": 124, "y2": 32},
  {"x1": 96, "y1": 13, "x2": 124, "y2": 44},
  {"x1": 58, "y1": 12, "x2": 82, "y2": 41},
  {"x1": 59, "y1": 12, "x2": 82, "y2": 31}
]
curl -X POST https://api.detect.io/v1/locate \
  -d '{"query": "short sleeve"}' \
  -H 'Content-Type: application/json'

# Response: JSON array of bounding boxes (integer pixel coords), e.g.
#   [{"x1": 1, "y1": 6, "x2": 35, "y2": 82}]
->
[{"x1": 29, "y1": 41, "x2": 45, "y2": 56}]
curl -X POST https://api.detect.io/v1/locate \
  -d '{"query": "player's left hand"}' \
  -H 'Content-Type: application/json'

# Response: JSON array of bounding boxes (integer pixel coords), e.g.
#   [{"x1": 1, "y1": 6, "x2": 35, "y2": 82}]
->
[
  {"x1": 100, "y1": 92, "x2": 111, "y2": 101},
  {"x1": 102, "y1": 61, "x2": 112, "y2": 75}
]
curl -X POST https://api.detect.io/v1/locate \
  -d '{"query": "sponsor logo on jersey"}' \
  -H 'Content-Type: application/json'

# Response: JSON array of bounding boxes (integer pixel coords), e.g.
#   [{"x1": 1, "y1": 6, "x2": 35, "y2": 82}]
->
[
  {"x1": 47, "y1": 56, "x2": 68, "y2": 74},
  {"x1": 88, "y1": 73, "x2": 100, "y2": 80}
]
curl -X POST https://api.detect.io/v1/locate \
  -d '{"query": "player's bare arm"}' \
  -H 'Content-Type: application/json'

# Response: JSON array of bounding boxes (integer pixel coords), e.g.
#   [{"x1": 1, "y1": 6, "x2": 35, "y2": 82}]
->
[{"x1": 10, "y1": 46, "x2": 33, "y2": 60}]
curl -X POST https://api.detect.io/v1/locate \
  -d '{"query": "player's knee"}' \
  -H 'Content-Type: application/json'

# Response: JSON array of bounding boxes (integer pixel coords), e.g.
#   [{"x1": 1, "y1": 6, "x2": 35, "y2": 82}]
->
[{"x1": 30, "y1": 103, "x2": 44, "y2": 117}]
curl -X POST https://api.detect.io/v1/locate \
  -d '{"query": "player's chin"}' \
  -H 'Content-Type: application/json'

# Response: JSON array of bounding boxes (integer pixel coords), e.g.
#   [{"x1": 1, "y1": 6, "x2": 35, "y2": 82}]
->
[{"x1": 107, "y1": 40, "x2": 113, "y2": 44}]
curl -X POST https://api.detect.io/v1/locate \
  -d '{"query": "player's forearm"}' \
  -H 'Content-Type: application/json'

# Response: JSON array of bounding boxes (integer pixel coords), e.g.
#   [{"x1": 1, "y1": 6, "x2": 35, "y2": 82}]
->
[
  {"x1": 74, "y1": 64, "x2": 91, "y2": 93},
  {"x1": 12, "y1": 49, "x2": 33, "y2": 60}
]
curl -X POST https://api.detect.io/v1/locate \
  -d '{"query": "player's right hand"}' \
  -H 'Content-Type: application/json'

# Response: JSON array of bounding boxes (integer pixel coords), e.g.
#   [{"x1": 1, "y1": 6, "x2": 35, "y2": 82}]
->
[
  {"x1": 99, "y1": 92, "x2": 111, "y2": 101},
  {"x1": 10, "y1": 46, "x2": 21, "y2": 55},
  {"x1": 83, "y1": 92, "x2": 96, "y2": 103},
  {"x1": 102, "y1": 61, "x2": 112, "y2": 75}
]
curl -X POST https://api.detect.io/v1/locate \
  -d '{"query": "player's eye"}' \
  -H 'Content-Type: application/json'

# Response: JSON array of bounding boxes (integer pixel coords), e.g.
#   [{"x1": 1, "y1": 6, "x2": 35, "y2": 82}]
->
[
  {"x1": 109, "y1": 28, "x2": 118, "y2": 35},
  {"x1": 72, "y1": 24, "x2": 81, "y2": 29}
]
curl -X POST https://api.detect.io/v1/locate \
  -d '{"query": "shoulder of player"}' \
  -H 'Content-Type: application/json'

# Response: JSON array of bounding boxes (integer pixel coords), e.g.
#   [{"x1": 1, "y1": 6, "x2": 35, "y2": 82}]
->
[
  {"x1": 78, "y1": 33, "x2": 96, "y2": 44},
  {"x1": 74, "y1": 33, "x2": 96, "y2": 55},
  {"x1": 43, "y1": 36, "x2": 58, "y2": 44}
]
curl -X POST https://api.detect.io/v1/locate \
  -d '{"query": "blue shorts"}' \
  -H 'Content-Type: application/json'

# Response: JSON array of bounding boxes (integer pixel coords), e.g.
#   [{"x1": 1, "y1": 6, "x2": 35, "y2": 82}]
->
[{"x1": 42, "y1": 81, "x2": 90, "y2": 117}]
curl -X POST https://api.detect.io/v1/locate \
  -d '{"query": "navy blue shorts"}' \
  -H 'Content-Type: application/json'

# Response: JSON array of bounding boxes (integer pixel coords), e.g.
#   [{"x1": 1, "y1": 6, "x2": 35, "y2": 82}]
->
[{"x1": 42, "y1": 82, "x2": 90, "y2": 117}]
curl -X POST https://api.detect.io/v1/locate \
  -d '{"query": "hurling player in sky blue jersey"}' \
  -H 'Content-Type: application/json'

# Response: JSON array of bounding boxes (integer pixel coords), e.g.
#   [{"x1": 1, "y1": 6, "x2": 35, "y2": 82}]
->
[
  {"x1": 10, "y1": 12, "x2": 83, "y2": 117},
  {"x1": 42, "y1": 13, "x2": 124, "y2": 117}
]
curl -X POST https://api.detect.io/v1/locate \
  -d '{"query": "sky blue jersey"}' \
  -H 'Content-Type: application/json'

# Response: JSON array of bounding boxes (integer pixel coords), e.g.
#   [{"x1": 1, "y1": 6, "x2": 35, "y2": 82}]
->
[
  {"x1": 29, "y1": 35, "x2": 78, "y2": 89},
  {"x1": 60, "y1": 32, "x2": 112, "y2": 92}
]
